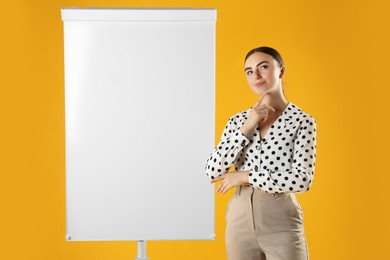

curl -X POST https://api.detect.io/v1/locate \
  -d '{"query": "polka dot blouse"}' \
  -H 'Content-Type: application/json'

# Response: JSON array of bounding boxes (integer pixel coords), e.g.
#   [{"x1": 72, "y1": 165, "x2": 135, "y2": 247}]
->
[{"x1": 205, "y1": 102, "x2": 317, "y2": 194}]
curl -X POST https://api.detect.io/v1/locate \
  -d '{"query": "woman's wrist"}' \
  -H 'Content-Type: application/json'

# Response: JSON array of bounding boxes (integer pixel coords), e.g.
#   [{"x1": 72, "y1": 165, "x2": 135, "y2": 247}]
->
[
  {"x1": 240, "y1": 171, "x2": 250, "y2": 185},
  {"x1": 240, "y1": 123, "x2": 254, "y2": 138}
]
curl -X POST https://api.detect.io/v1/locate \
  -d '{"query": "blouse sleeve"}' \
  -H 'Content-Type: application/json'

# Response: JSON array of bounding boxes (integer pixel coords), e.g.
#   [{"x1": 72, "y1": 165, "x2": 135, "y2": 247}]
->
[
  {"x1": 205, "y1": 115, "x2": 251, "y2": 180},
  {"x1": 248, "y1": 116, "x2": 317, "y2": 194}
]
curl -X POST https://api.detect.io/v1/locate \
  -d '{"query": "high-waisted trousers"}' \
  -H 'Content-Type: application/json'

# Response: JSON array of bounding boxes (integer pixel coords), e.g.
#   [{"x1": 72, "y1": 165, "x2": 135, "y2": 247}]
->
[{"x1": 225, "y1": 186, "x2": 309, "y2": 260}]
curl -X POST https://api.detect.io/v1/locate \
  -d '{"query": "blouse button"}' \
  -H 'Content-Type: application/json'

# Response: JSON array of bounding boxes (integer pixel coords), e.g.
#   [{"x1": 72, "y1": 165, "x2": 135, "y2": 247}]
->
[
  {"x1": 254, "y1": 165, "x2": 259, "y2": 171},
  {"x1": 256, "y1": 145, "x2": 261, "y2": 150},
  {"x1": 241, "y1": 140, "x2": 246, "y2": 146}
]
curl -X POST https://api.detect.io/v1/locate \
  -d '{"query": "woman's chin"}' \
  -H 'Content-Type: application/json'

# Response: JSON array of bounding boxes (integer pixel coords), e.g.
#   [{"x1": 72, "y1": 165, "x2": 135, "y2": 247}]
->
[{"x1": 252, "y1": 88, "x2": 266, "y2": 95}]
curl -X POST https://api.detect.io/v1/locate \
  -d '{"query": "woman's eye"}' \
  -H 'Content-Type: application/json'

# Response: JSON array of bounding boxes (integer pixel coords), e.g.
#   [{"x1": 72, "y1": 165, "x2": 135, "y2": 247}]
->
[
  {"x1": 246, "y1": 71, "x2": 253, "y2": 75},
  {"x1": 260, "y1": 65, "x2": 268, "y2": 70}
]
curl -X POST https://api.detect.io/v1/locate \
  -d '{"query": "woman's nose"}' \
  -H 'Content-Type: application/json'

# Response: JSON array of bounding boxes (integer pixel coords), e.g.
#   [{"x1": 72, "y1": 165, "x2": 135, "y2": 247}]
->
[{"x1": 255, "y1": 69, "x2": 262, "y2": 78}]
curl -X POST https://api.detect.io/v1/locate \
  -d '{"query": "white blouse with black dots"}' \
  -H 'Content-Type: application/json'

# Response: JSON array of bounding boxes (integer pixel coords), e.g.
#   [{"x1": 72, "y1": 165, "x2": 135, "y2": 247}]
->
[{"x1": 205, "y1": 102, "x2": 317, "y2": 194}]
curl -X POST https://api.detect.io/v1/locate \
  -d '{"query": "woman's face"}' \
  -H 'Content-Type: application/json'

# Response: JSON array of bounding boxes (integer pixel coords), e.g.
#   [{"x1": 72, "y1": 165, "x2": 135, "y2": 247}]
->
[{"x1": 244, "y1": 52, "x2": 285, "y2": 95}]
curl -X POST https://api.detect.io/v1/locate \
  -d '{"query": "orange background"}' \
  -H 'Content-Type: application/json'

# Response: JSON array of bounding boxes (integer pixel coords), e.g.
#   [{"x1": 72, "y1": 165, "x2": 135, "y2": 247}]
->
[{"x1": 1, "y1": 0, "x2": 389, "y2": 259}]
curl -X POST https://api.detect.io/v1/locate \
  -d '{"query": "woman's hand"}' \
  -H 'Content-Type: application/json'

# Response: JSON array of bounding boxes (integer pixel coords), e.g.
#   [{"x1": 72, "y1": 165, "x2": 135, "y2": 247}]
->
[
  {"x1": 240, "y1": 92, "x2": 275, "y2": 137},
  {"x1": 211, "y1": 171, "x2": 250, "y2": 194}
]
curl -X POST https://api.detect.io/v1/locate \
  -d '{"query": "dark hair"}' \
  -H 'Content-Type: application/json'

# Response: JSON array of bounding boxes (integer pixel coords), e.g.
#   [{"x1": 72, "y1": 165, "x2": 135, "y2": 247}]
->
[{"x1": 244, "y1": 46, "x2": 284, "y2": 68}]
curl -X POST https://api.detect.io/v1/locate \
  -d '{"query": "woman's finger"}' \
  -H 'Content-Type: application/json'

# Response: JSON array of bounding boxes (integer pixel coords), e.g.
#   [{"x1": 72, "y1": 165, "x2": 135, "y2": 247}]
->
[
  {"x1": 254, "y1": 92, "x2": 267, "y2": 107},
  {"x1": 219, "y1": 184, "x2": 226, "y2": 194},
  {"x1": 262, "y1": 114, "x2": 268, "y2": 123},
  {"x1": 264, "y1": 104, "x2": 276, "y2": 112},
  {"x1": 254, "y1": 94, "x2": 265, "y2": 108},
  {"x1": 218, "y1": 183, "x2": 224, "y2": 194},
  {"x1": 254, "y1": 91, "x2": 270, "y2": 108},
  {"x1": 221, "y1": 183, "x2": 232, "y2": 194},
  {"x1": 211, "y1": 176, "x2": 224, "y2": 183},
  {"x1": 217, "y1": 183, "x2": 224, "y2": 193},
  {"x1": 254, "y1": 97, "x2": 263, "y2": 108},
  {"x1": 217, "y1": 178, "x2": 226, "y2": 193},
  {"x1": 257, "y1": 104, "x2": 275, "y2": 112}
]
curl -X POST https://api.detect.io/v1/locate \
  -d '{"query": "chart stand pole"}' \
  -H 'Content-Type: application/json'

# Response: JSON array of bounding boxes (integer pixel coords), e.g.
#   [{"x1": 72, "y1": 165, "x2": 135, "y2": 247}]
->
[{"x1": 135, "y1": 240, "x2": 148, "y2": 260}]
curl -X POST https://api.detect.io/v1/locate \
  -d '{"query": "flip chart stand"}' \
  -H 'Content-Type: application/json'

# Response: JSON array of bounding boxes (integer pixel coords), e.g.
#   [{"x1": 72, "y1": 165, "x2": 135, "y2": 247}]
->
[{"x1": 136, "y1": 240, "x2": 148, "y2": 260}]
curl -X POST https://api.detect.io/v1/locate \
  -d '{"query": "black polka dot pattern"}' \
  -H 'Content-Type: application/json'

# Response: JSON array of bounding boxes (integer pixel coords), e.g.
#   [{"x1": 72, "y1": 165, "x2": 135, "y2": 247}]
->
[{"x1": 205, "y1": 102, "x2": 317, "y2": 194}]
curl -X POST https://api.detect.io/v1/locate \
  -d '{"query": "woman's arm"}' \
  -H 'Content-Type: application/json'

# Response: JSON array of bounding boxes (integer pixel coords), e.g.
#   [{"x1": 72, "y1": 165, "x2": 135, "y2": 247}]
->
[
  {"x1": 248, "y1": 117, "x2": 317, "y2": 194},
  {"x1": 211, "y1": 117, "x2": 316, "y2": 194},
  {"x1": 205, "y1": 93, "x2": 275, "y2": 182},
  {"x1": 205, "y1": 114, "x2": 251, "y2": 180}
]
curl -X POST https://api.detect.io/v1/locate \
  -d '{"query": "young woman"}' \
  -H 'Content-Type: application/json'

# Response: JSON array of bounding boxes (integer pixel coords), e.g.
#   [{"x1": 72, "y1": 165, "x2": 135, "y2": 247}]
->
[{"x1": 205, "y1": 46, "x2": 316, "y2": 260}]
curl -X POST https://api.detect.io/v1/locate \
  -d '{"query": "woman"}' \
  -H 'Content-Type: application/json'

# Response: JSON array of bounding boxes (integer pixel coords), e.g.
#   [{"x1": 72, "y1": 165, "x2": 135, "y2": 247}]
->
[{"x1": 205, "y1": 46, "x2": 316, "y2": 260}]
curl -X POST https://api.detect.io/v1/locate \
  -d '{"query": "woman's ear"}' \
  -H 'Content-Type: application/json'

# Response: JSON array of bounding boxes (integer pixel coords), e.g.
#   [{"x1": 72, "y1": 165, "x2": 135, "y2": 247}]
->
[{"x1": 279, "y1": 66, "x2": 286, "y2": 78}]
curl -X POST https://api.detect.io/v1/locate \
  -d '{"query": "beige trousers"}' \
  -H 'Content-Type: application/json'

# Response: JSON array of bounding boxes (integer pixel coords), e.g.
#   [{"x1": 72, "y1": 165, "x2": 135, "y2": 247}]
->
[{"x1": 225, "y1": 186, "x2": 309, "y2": 260}]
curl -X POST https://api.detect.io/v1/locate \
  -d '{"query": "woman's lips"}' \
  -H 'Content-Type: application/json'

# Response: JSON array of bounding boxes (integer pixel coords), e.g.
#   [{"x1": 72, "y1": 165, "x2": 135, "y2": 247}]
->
[{"x1": 255, "y1": 82, "x2": 265, "y2": 87}]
